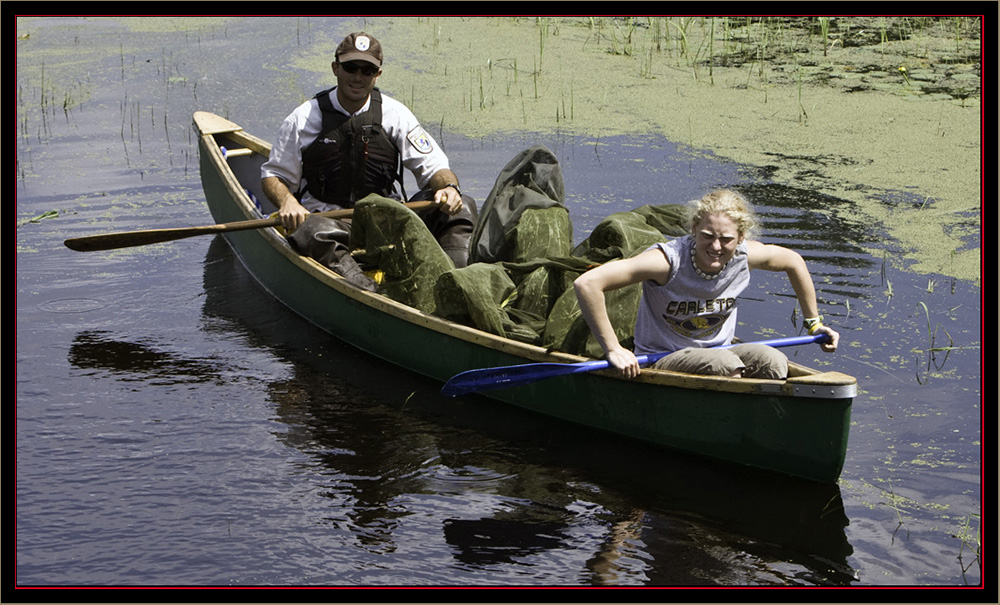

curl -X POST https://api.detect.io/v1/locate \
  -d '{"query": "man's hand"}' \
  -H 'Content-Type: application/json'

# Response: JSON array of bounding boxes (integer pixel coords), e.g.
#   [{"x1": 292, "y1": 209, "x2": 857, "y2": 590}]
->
[
  {"x1": 426, "y1": 169, "x2": 464, "y2": 216},
  {"x1": 278, "y1": 197, "x2": 311, "y2": 233},
  {"x1": 262, "y1": 176, "x2": 310, "y2": 233},
  {"x1": 433, "y1": 185, "x2": 464, "y2": 215}
]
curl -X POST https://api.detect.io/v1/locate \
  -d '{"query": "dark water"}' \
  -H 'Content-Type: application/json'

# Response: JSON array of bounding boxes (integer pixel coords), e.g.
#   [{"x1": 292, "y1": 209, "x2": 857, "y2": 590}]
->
[{"x1": 16, "y1": 17, "x2": 983, "y2": 592}]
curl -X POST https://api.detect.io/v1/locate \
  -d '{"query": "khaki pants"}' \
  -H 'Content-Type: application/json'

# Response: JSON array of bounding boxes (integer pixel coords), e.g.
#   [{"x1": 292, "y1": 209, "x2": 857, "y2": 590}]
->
[{"x1": 652, "y1": 343, "x2": 788, "y2": 379}]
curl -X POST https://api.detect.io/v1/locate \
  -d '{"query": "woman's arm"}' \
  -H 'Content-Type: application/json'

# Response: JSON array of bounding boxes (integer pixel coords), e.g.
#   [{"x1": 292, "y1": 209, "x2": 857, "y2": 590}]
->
[
  {"x1": 574, "y1": 247, "x2": 672, "y2": 377},
  {"x1": 747, "y1": 241, "x2": 839, "y2": 352}
]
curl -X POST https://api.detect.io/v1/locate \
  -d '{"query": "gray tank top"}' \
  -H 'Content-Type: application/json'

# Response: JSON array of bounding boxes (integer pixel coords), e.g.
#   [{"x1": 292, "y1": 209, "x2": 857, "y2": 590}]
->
[{"x1": 633, "y1": 236, "x2": 750, "y2": 355}]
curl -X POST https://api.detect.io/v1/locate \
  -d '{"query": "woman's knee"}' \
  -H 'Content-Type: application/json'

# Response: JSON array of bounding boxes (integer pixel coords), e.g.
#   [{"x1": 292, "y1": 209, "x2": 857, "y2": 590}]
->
[
  {"x1": 652, "y1": 348, "x2": 745, "y2": 376},
  {"x1": 730, "y1": 344, "x2": 788, "y2": 379}
]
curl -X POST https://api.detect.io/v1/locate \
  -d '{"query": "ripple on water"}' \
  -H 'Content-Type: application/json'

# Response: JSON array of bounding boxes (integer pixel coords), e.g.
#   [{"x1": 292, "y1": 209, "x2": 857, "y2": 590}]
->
[{"x1": 38, "y1": 298, "x2": 108, "y2": 314}]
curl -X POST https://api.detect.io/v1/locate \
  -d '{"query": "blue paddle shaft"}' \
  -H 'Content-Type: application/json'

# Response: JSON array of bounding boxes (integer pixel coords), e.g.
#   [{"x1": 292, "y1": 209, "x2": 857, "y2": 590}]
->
[{"x1": 441, "y1": 333, "x2": 831, "y2": 397}]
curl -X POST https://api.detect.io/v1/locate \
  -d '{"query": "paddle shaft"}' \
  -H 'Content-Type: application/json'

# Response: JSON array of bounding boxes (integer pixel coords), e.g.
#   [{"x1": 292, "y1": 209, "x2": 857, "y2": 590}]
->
[
  {"x1": 441, "y1": 333, "x2": 832, "y2": 397},
  {"x1": 64, "y1": 200, "x2": 437, "y2": 252}
]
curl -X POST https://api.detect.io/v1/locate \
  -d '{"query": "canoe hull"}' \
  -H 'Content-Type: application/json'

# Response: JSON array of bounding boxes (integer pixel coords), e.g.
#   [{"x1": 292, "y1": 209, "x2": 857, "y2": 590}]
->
[{"x1": 195, "y1": 112, "x2": 854, "y2": 483}]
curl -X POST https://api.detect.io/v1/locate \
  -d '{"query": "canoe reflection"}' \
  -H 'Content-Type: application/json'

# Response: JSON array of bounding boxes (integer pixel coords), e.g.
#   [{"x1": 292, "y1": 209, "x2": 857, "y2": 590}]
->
[
  {"x1": 68, "y1": 330, "x2": 220, "y2": 385},
  {"x1": 444, "y1": 517, "x2": 567, "y2": 566}
]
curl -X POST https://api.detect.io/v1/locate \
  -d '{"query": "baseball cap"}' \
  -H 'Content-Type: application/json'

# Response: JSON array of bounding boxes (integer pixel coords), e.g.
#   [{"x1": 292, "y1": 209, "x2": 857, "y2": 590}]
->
[{"x1": 336, "y1": 32, "x2": 383, "y2": 67}]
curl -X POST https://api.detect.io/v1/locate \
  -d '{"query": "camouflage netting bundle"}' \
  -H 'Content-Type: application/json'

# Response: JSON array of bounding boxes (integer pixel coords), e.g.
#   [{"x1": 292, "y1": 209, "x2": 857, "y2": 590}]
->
[
  {"x1": 469, "y1": 145, "x2": 569, "y2": 265},
  {"x1": 350, "y1": 194, "x2": 454, "y2": 314},
  {"x1": 348, "y1": 147, "x2": 688, "y2": 358},
  {"x1": 433, "y1": 262, "x2": 515, "y2": 337}
]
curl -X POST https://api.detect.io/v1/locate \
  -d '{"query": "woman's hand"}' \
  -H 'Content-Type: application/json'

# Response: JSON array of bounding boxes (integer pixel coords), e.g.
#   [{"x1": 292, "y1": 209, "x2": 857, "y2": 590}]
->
[
  {"x1": 815, "y1": 325, "x2": 840, "y2": 352},
  {"x1": 607, "y1": 346, "x2": 642, "y2": 379}
]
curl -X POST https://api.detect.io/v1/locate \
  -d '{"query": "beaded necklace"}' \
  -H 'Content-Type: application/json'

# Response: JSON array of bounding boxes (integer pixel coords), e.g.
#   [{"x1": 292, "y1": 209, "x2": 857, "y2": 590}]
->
[{"x1": 690, "y1": 245, "x2": 729, "y2": 280}]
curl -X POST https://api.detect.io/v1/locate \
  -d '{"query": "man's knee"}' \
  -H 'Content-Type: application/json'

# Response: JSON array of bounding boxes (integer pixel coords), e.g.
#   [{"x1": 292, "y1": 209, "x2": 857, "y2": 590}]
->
[{"x1": 424, "y1": 195, "x2": 477, "y2": 268}]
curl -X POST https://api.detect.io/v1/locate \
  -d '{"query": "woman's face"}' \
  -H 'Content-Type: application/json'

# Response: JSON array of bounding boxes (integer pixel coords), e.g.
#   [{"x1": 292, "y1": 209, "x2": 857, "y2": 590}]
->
[{"x1": 691, "y1": 213, "x2": 743, "y2": 274}]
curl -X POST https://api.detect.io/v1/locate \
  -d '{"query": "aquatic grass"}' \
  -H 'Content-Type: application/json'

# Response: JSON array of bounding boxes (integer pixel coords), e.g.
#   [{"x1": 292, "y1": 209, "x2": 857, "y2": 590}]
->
[
  {"x1": 667, "y1": 17, "x2": 691, "y2": 61},
  {"x1": 882, "y1": 278, "x2": 894, "y2": 316},
  {"x1": 955, "y1": 512, "x2": 981, "y2": 577},
  {"x1": 914, "y1": 301, "x2": 957, "y2": 384},
  {"x1": 818, "y1": 17, "x2": 832, "y2": 56},
  {"x1": 881, "y1": 478, "x2": 909, "y2": 543},
  {"x1": 608, "y1": 17, "x2": 638, "y2": 58},
  {"x1": 17, "y1": 210, "x2": 60, "y2": 227},
  {"x1": 707, "y1": 18, "x2": 715, "y2": 85},
  {"x1": 537, "y1": 18, "x2": 547, "y2": 72},
  {"x1": 916, "y1": 301, "x2": 956, "y2": 352},
  {"x1": 797, "y1": 65, "x2": 808, "y2": 124},
  {"x1": 877, "y1": 252, "x2": 897, "y2": 316}
]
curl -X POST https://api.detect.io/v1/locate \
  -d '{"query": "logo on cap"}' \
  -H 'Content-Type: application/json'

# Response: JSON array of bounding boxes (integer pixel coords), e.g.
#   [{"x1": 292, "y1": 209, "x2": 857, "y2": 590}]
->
[{"x1": 355, "y1": 36, "x2": 371, "y2": 52}]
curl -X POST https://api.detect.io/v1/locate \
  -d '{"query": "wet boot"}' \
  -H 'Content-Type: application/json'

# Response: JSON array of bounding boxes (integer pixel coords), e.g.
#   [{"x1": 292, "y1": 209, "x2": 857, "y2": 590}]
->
[
  {"x1": 288, "y1": 216, "x2": 377, "y2": 291},
  {"x1": 414, "y1": 193, "x2": 479, "y2": 269}
]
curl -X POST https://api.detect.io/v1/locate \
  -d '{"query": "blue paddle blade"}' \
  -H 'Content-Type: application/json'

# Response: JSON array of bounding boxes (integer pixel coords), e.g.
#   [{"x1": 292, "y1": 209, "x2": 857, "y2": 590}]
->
[
  {"x1": 440, "y1": 333, "x2": 829, "y2": 397},
  {"x1": 441, "y1": 359, "x2": 610, "y2": 397},
  {"x1": 441, "y1": 353, "x2": 667, "y2": 397}
]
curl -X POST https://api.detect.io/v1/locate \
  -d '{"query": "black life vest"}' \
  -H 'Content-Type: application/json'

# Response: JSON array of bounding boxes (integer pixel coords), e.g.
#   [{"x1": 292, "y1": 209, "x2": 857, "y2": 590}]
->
[{"x1": 300, "y1": 88, "x2": 405, "y2": 207}]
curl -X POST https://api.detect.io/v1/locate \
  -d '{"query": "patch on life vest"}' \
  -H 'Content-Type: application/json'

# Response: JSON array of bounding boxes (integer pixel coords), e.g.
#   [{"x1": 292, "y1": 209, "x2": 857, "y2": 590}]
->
[{"x1": 407, "y1": 126, "x2": 434, "y2": 154}]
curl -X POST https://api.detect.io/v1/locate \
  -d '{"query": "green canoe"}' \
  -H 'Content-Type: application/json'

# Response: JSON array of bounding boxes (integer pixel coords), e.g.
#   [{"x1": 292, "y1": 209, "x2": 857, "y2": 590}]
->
[{"x1": 194, "y1": 111, "x2": 856, "y2": 483}]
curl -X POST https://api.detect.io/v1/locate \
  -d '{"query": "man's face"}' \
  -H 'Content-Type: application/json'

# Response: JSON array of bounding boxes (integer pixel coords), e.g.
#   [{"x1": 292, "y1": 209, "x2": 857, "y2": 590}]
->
[{"x1": 332, "y1": 60, "x2": 381, "y2": 111}]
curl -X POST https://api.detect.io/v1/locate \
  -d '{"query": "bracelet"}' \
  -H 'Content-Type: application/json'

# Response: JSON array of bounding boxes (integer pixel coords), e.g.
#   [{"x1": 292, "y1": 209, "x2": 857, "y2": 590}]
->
[
  {"x1": 443, "y1": 183, "x2": 462, "y2": 197},
  {"x1": 803, "y1": 316, "x2": 823, "y2": 329},
  {"x1": 804, "y1": 316, "x2": 824, "y2": 334}
]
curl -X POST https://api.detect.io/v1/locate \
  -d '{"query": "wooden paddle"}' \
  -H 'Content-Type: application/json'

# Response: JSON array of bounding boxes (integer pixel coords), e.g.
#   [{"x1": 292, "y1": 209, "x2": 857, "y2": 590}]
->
[
  {"x1": 440, "y1": 333, "x2": 832, "y2": 397},
  {"x1": 64, "y1": 200, "x2": 436, "y2": 252}
]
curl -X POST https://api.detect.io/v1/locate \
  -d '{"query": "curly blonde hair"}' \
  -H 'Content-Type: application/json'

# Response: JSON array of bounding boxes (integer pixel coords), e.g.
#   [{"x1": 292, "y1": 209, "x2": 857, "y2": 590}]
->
[{"x1": 687, "y1": 189, "x2": 761, "y2": 240}]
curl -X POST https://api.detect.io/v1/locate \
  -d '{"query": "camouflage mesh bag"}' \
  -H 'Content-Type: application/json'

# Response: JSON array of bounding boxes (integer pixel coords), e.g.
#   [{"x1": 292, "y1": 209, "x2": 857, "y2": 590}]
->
[
  {"x1": 469, "y1": 145, "x2": 567, "y2": 264},
  {"x1": 573, "y1": 210, "x2": 668, "y2": 263},
  {"x1": 350, "y1": 194, "x2": 454, "y2": 314},
  {"x1": 433, "y1": 263, "x2": 516, "y2": 337},
  {"x1": 510, "y1": 206, "x2": 573, "y2": 262},
  {"x1": 542, "y1": 280, "x2": 642, "y2": 358}
]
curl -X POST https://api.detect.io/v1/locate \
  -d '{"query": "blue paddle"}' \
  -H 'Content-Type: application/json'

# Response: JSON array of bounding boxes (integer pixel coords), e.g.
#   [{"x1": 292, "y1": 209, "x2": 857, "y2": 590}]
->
[{"x1": 441, "y1": 333, "x2": 831, "y2": 397}]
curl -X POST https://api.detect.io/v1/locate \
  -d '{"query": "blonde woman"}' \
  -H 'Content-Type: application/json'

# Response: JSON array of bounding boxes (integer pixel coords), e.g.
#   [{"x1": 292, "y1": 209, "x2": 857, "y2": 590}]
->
[{"x1": 574, "y1": 189, "x2": 839, "y2": 379}]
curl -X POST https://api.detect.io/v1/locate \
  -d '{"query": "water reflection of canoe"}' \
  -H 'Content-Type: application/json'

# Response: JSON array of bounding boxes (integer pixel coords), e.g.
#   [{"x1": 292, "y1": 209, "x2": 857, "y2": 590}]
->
[{"x1": 194, "y1": 111, "x2": 857, "y2": 484}]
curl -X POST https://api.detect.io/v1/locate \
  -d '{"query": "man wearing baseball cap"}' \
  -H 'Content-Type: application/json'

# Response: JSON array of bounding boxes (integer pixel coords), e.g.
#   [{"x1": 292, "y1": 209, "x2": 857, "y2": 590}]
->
[{"x1": 261, "y1": 32, "x2": 477, "y2": 272}]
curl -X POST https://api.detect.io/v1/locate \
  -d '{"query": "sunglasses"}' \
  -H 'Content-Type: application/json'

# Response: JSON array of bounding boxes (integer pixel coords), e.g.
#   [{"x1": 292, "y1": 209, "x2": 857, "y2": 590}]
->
[{"x1": 339, "y1": 62, "x2": 379, "y2": 77}]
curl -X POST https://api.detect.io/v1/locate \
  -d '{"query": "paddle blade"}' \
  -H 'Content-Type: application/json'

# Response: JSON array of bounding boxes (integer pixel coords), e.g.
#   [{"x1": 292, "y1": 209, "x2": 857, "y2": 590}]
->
[
  {"x1": 64, "y1": 229, "x2": 208, "y2": 251},
  {"x1": 441, "y1": 359, "x2": 611, "y2": 397},
  {"x1": 63, "y1": 216, "x2": 283, "y2": 252}
]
